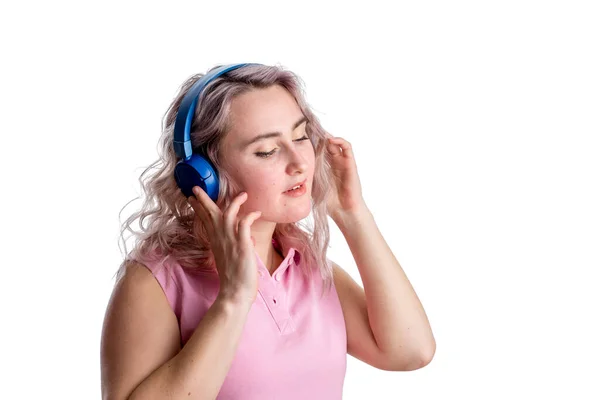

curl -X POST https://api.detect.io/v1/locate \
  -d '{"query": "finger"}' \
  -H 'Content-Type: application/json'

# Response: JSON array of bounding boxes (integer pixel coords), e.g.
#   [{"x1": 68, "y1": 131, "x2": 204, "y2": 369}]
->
[
  {"x1": 223, "y1": 192, "x2": 248, "y2": 239},
  {"x1": 327, "y1": 142, "x2": 343, "y2": 155},
  {"x1": 192, "y1": 186, "x2": 220, "y2": 225},
  {"x1": 188, "y1": 195, "x2": 208, "y2": 226},
  {"x1": 188, "y1": 195, "x2": 217, "y2": 239},
  {"x1": 327, "y1": 137, "x2": 353, "y2": 158},
  {"x1": 238, "y1": 211, "x2": 262, "y2": 245}
]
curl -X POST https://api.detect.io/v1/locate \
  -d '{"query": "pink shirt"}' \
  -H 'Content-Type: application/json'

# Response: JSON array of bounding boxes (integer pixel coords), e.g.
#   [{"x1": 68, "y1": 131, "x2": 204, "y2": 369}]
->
[{"x1": 136, "y1": 239, "x2": 347, "y2": 399}]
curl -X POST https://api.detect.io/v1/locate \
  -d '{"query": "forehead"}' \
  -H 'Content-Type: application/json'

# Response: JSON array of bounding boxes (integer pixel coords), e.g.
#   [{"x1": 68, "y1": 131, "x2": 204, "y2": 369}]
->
[{"x1": 225, "y1": 85, "x2": 303, "y2": 143}]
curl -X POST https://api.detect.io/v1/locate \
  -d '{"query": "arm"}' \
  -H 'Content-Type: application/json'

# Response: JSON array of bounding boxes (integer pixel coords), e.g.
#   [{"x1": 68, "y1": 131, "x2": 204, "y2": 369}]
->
[
  {"x1": 100, "y1": 261, "x2": 252, "y2": 400},
  {"x1": 324, "y1": 135, "x2": 435, "y2": 370},
  {"x1": 331, "y1": 206, "x2": 436, "y2": 370}
]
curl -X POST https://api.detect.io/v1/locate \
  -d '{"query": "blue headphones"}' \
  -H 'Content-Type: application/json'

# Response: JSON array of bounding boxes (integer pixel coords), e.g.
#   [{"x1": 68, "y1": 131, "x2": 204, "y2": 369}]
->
[{"x1": 173, "y1": 63, "x2": 261, "y2": 201}]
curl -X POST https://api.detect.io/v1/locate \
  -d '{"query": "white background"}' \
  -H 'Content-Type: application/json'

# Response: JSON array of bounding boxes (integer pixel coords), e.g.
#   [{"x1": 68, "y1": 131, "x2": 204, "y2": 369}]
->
[{"x1": 1, "y1": 0, "x2": 599, "y2": 398}]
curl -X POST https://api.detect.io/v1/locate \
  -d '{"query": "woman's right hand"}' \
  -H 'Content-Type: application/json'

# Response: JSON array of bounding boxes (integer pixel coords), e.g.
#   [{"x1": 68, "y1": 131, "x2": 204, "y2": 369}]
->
[{"x1": 187, "y1": 186, "x2": 262, "y2": 305}]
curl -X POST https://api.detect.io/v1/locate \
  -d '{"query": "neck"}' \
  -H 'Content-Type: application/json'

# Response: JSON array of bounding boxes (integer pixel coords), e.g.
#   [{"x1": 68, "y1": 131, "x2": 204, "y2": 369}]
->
[{"x1": 250, "y1": 219, "x2": 280, "y2": 273}]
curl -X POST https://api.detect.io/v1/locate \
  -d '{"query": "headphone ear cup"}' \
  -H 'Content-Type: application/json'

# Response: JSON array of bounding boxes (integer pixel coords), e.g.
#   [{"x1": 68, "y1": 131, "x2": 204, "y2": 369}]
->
[{"x1": 174, "y1": 154, "x2": 220, "y2": 202}]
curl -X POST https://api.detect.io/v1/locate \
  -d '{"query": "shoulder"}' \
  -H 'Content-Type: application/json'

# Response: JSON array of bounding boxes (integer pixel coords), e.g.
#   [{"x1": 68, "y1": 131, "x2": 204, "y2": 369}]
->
[
  {"x1": 109, "y1": 260, "x2": 177, "y2": 324},
  {"x1": 101, "y1": 260, "x2": 181, "y2": 399},
  {"x1": 117, "y1": 260, "x2": 156, "y2": 285},
  {"x1": 330, "y1": 259, "x2": 357, "y2": 293}
]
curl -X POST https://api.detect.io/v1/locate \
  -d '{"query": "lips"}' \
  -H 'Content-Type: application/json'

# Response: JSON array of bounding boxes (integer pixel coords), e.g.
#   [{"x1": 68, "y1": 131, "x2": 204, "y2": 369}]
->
[{"x1": 284, "y1": 178, "x2": 307, "y2": 193}]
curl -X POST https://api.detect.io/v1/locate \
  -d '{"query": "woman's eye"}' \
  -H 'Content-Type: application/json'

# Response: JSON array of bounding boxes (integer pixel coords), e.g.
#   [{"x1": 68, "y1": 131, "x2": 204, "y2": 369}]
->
[
  {"x1": 255, "y1": 150, "x2": 275, "y2": 158},
  {"x1": 255, "y1": 136, "x2": 310, "y2": 158}
]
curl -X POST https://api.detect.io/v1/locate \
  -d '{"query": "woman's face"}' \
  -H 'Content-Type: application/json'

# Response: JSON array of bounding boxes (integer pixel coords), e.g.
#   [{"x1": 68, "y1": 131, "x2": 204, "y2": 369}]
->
[{"x1": 220, "y1": 85, "x2": 315, "y2": 223}]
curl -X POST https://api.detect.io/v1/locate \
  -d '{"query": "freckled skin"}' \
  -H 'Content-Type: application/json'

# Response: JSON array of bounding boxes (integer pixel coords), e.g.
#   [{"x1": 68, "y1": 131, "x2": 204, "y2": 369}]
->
[{"x1": 220, "y1": 85, "x2": 315, "y2": 224}]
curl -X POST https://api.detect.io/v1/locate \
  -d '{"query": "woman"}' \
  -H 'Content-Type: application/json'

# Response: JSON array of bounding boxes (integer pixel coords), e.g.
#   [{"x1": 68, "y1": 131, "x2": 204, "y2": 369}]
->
[{"x1": 100, "y1": 63, "x2": 435, "y2": 399}]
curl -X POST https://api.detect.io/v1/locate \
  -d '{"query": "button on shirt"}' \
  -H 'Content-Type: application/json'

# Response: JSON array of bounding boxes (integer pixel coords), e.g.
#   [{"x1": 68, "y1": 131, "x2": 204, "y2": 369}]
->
[{"x1": 134, "y1": 240, "x2": 347, "y2": 399}]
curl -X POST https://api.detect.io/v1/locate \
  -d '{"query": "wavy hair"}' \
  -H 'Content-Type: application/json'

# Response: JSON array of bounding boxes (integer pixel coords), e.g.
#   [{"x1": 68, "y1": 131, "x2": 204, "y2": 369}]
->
[{"x1": 116, "y1": 63, "x2": 336, "y2": 298}]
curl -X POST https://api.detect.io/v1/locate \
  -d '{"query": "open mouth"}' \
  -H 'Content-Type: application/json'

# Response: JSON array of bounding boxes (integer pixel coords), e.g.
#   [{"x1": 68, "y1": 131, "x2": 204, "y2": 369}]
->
[
  {"x1": 283, "y1": 179, "x2": 308, "y2": 195},
  {"x1": 285, "y1": 182, "x2": 304, "y2": 193}
]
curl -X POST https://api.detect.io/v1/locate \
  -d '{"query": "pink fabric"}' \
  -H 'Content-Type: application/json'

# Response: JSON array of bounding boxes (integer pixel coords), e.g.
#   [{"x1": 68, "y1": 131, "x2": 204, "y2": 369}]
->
[{"x1": 135, "y1": 239, "x2": 347, "y2": 399}]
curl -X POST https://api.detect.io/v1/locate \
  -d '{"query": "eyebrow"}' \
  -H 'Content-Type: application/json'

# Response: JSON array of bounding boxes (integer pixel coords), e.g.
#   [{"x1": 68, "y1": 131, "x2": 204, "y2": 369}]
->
[{"x1": 240, "y1": 116, "x2": 308, "y2": 150}]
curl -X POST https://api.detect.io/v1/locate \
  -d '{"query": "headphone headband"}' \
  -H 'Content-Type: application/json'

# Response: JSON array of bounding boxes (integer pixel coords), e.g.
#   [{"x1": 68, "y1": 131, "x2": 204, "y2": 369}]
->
[
  {"x1": 173, "y1": 63, "x2": 260, "y2": 160},
  {"x1": 172, "y1": 63, "x2": 262, "y2": 201}
]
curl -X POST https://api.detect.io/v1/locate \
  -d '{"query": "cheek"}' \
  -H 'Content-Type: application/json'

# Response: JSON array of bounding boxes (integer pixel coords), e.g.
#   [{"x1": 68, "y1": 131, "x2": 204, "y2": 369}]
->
[
  {"x1": 239, "y1": 170, "x2": 281, "y2": 199},
  {"x1": 236, "y1": 150, "x2": 316, "y2": 205}
]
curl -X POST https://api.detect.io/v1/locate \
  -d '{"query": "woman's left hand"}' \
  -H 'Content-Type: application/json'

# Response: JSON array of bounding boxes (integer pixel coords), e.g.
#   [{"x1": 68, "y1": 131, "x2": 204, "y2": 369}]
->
[{"x1": 325, "y1": 136, "x2": 367, "y2": 220}]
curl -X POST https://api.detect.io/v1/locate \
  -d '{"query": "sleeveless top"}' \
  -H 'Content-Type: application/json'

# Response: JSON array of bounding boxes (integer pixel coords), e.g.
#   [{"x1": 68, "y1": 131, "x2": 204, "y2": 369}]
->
[{"x1": 132, "y1": 239, "x2": 347, "y2": 399}]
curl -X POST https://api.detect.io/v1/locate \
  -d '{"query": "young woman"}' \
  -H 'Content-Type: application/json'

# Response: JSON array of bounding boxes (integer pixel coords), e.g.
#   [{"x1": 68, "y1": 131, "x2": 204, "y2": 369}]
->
[{"x1": 100, "y1": 63, "x2": 435, "y2": 400}]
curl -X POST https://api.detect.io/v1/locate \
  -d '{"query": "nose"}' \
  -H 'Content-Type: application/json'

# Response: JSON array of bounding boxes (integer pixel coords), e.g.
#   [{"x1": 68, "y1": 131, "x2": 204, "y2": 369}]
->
[{"x1": 285, "y1": 146, "x2": 309, "y2": 174}]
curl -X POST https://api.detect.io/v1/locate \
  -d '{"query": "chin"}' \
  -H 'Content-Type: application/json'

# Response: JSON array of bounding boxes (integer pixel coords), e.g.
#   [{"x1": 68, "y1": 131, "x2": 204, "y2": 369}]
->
[{"x1": 275, "y1": 198, "x2": 312, "y2": 223}]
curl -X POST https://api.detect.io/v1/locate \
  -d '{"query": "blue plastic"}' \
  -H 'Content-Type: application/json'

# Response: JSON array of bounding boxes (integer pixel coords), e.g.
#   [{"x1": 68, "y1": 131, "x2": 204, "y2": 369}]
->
[{"x1": 173, "y1": 63, "x2": 261, "y2": 201}]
